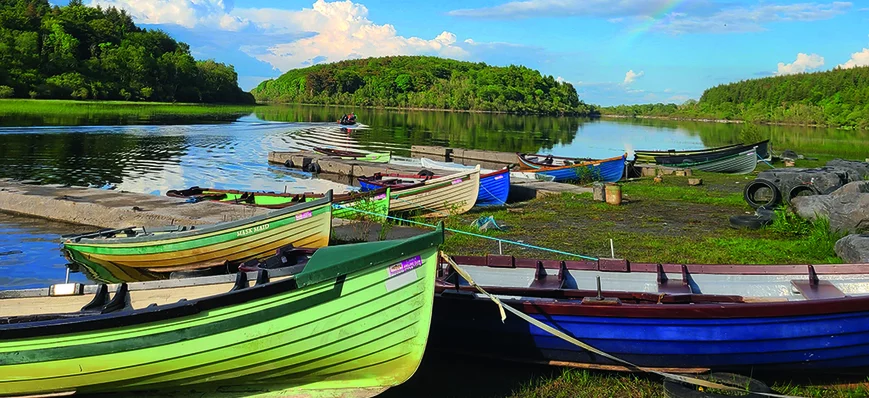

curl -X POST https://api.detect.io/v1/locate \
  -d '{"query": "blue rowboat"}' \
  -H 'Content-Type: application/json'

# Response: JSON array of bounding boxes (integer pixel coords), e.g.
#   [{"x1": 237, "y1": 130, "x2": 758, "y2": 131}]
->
[
  {"x1": 359, "y1": 167, "x2": 510, "y2": 207},
  {"x1": 516, "y1": 154, "x2": 626, "y2": 183},
  {"x1": 433, "y1": 255, "x2": 869, "y2": 372}
]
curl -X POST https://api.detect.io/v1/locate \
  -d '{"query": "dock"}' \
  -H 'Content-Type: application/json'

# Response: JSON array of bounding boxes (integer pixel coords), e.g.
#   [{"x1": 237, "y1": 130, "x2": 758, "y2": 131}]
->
[
  {"x1": 0, "y1": 179, "x2": 423, "y2": 242},
  {"x1": 267, "y1": 150, "x2": 593, "y2": 200}
]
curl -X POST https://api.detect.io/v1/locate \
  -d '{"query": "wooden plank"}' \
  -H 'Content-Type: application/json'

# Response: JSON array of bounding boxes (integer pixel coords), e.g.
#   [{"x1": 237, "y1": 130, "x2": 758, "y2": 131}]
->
[{"x1": 791, "y1": 280, "x2": 847, "y2": 300}]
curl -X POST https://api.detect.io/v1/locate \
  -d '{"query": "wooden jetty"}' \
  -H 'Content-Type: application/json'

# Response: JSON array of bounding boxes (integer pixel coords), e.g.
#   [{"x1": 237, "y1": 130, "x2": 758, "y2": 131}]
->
[
  {"x1": 267, "y1": 150, "x2": 593, "y2": 200},
  {"x1": 0, "y1": 179, "x2": 422, "y2": 242}
]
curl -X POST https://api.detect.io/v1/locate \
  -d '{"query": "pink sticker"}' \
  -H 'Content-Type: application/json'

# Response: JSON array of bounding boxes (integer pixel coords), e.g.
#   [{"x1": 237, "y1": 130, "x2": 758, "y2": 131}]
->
[
  {"x1": 494, "y1": 175, "x2": 504, "y2": 180},
  {"x1": 374, "y1": 194, "x2": 387, "y2": 200},
  {"x1": 295, "y1": 211, "x2": 312, "y2": 221},
  {"x1": 451, "y1": 179, "x2": 463, "y2": 185},
  {"x1": 388, "y1": 256, "x2": 423, "y2": 277}
]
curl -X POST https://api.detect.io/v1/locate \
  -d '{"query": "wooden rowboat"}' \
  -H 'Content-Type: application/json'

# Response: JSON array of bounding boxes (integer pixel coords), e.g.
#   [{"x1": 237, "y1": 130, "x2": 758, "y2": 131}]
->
[
  {"x1": 165, "y1": 186, "x2": 391, "y2": 221},
  {"x1": 516, "y1": 153, "x2": 626, "y2": 183},
  {"x1": 62, "y1": 192, "x2": 333, "y2": 273},
  {"x1": 357, "y1": 168, "x2": 481, "y2": 218},
  {"x1": 367, "y1": 161, "x2": 510, "y2": 207},
  {"x1": 0, "y1": 225, "x2": 444, "y2": 397},
  {"x1": 313, "y1": 147, "x2": 391, "y2": 163},
  {"x1": 432, "y1": 253, "x2": 869, "y2": 372}
]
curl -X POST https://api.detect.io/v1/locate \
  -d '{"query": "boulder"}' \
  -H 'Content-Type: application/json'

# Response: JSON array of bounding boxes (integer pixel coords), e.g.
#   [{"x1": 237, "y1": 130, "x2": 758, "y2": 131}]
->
[
  {"x1": 826, "y1": 159, "x2": 869, "y2": 181},
  {"x1": 835, "y1": 234, "x2": 869, "y2": 263},
  {"x1": 792, "y1": 181, "x2": 869, "y2": 233}
]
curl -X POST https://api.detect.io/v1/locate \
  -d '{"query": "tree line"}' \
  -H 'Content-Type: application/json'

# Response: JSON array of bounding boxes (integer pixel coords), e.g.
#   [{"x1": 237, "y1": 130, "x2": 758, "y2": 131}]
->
[
  {"x1": 251, "y1": 56, "x2": 597, "y2": 115},
  {"x1": 0, "y1": 0, "x2": 253, "y2": 103},
  {"x1": 600, "y1": 66, "x2": 869, "y2": 129}
]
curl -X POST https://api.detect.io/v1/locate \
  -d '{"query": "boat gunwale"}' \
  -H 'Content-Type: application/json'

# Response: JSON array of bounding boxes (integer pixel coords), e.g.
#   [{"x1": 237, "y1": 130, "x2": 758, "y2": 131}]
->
[
  {"x1": 166, "y1": 186, "x2": 389, "y2": 206},
  {"x1": 657, "y1": 148, "x2": 756, "y2": 168},
  {"x1": 634, "y1": 142, "x2": 745, "y2": 156},
  {"x1": 64, "y1": 192, "x2": 332, "y2": 245}
]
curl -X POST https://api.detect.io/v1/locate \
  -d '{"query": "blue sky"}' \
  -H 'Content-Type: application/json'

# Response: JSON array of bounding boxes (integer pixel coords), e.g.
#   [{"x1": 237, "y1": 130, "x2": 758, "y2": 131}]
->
[{"x1": 76, "y1": 0, "x2": 869, "y2": 106}]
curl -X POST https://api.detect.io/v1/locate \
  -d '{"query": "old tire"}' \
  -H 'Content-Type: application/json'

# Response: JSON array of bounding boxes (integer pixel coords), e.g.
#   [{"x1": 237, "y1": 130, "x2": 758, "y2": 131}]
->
[
  {"x1": 303, "y1": 162, "x2": 321, "y2": 173},
  {"x1": 284, "y1": 159, "x2": 294, "y2": 168},
  {"x1": 743, "y1": 179, "x2": 781, "y2": 209},
  {"x1": 663, "y1": 372, "x2": 773, "y2": 398},
  {"x1": 787, "y1": 184, "x2": 820, "y2": 204},
  {"x1": 729, "y1": 214, "x2": 772, "y2": 230}
]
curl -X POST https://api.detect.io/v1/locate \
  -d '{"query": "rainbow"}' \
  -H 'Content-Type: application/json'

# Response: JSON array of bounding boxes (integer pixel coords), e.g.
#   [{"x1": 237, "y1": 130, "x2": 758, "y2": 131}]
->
[{"x1": 621, "y1": 0, "x2": 688, "y2": 45}]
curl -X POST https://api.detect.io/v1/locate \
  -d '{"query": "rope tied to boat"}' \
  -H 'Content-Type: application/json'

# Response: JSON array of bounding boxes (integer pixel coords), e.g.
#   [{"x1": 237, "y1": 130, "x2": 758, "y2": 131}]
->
[
  {"x1": 439, "y1": 253, "x2": 806, "y2": 398},
  {"x1": 332, "y1": 203, "x2": 598, "y2": 260}
]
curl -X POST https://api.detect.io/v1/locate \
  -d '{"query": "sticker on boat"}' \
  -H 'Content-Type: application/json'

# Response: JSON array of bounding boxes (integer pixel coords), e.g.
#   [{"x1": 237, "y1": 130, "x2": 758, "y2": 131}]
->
[
  {"x1": 388, "y1": 255, "x2": 422, "y2": 277},
  {"x1": 494, "y1": 175, "x2": 504, "y2": 180},
  {"x1": 451, "y1": 179, "x2": 463, "y2": 185},
  {"x1": 374, "y1": 194, "x2": 387, "y2": 200},
  {"x1": 295, "y1": 211, "x2": 312, "y2": 221}
]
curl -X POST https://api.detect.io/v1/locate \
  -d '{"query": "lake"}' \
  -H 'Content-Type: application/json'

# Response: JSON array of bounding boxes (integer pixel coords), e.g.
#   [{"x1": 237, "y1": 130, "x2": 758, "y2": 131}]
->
[{"x1": 1, "y1": 104, "x2": 867, "y2": 288}]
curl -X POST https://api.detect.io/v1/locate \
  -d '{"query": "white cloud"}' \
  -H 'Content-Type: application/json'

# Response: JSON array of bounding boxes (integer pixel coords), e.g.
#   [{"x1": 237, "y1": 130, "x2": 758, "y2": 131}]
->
[
  {"x1": 89, "y1": 0, "x2": 249, "y2": 30},
  {"x1": 90, "y1": 0, "x2": 471, "y2": 72},
  {"x1": 449, "y1": 1, "x2": 852, "y2": 35},
  {"x1": 668, "y1": 94, "x2": 691, "y2": 103},
  {"x1": 839, "y1": 48, "x2": 869, "y2": 69},
  {"x1": 556, "y1": 76, "x2": 566, "y2": 83},
  {"x1": 243, "y1": 0, "x2": 469, "y2": 72},
  {"x1": 623, "y1": 70, "x2": 644, "y2": 84},
  {"x1": 776, "y1": 53, "x2": 825, "y2": 75}
]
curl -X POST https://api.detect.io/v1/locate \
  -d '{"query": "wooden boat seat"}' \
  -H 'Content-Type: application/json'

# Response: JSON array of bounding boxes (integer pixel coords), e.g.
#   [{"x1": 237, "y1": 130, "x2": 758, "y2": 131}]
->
[
  {"x1": 791, "y1": 280, "x2": 846, "y2": 300},
  {"x1": 657, "y1": 264, "x2": 692, "y2": 295},
  {"x1": 529, "y1": 261, "x2": 567, "y2": 289}
]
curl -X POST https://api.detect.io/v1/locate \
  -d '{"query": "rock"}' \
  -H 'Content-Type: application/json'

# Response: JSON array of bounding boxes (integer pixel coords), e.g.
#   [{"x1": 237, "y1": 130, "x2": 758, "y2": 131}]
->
[
  {"x1": 835, "y1": 234, "x2": 869, "y2": 263},
  {"x1": 781, "y1": 149, "x2": 799, "y2": 160},
  {"x1": 758, "y1": 167, "x2": 852, "y2": 200},
  {"x1": 793, "y1": 181, "x2": 869, "y2": 233},
  {"x1": 592, "y1": 183, "x2": 606, "y2": 202},
  {"x1": 784, "y1": 160, "x2": 795, "y2": 167},
  {"x1": 791, "y1": 195, "x2": 832, "y2": 221},
  {"x1": 827, "y1": 159, "x2": 869, "y2": 181},
  {"x1": 688, "y1": 178, "x2": 702, "y2": 186}
]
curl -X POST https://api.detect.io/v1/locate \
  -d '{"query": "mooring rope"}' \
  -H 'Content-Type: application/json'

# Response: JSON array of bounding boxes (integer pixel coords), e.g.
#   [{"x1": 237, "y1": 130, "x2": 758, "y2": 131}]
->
[
  {"x1": 332, "y1": 203, "x2": 599, "y2": 261},
  {"x1": 440, "y1": 253, "x2": 805, "y2": 398}
]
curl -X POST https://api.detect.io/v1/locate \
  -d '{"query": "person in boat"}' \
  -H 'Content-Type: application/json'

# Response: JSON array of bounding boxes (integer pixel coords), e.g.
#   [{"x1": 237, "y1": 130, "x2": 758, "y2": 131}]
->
[
  {"x1": 339, "y1": 114, "x2": 348, "y2": 124},
  {"x1": 347, "y1": 113, "x2": 357, "y2": 124}
]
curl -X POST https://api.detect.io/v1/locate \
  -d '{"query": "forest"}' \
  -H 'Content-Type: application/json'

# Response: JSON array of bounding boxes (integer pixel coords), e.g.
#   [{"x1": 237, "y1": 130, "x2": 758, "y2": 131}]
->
[
  {"x1": 0, "y1": 0, "x2": 253, "y2": 103},
  {"x1": 251, "y1": 56, "x2": 597, "y2": 115},
  {"x1": 600, "y1": 66, "x2": 869, "y2": 129}
]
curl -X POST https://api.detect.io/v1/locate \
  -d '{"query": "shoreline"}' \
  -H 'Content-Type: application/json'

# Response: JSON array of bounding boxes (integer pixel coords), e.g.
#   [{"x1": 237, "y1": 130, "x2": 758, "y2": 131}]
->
[
  {"x1": 255, "y1": 101, "x2": 597, "y2": 117},
  {"x1": 599, "y1": 113, "x2": 834, "y2": 129}
]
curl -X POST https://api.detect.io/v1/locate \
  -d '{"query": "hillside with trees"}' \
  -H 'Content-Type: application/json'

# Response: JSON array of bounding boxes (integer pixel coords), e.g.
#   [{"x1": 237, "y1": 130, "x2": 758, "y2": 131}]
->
[
  {"x1": 601, "y1": 66, "x2": 869, "y2": 129},
  {"x1": 0, "y1": 0, "x2": 253, "y2": 103},
  {"x1": 251, "y1": 56, "x2": 596, "y2": 115}
]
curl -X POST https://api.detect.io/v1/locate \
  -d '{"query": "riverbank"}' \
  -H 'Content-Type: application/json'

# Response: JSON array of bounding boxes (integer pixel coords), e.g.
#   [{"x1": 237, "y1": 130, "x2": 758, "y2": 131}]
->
[
  {"x1": 257, "y1": 101, "x2": 598, "y2": 117},
  {"x1": 600, "y1": 113, "x2": 837, "y2": 129},
  {"x1": 0, "y1": 99, "x2": 257, "y2": 125}
]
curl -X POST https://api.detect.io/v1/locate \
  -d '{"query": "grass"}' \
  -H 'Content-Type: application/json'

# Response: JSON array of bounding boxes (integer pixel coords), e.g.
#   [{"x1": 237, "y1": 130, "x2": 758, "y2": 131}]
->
[{"x1": 0, "y1": 99, "x2": 256, "y2": 125}]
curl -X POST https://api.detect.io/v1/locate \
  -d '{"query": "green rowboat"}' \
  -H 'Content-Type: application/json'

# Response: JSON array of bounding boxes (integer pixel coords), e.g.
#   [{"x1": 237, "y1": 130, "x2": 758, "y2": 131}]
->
[
  {"x1": 166, "y1": 187, "x2": 391, "y2": 222},
  {"x1": 313, "y1": 147, "x2": 391, "y2": 163},
  {"x1": 0, "y1": 224, "x2": 444, "y2": 397},
  {"x1": 63, "y1": 192, "x2": 333, "y2": 273}
]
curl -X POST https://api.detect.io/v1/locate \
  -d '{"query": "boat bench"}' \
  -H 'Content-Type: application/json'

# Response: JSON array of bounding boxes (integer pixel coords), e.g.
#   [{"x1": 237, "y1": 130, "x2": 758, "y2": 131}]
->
[
  {"x1": 529, "y1": 261, "x2": 567, "y2": 289},
  {"x1": 791, "y1": 265, "x2": 847, "y2": 300},
  {"x1": 657, "y1": 264, "x2": 692, "y2": 294}
]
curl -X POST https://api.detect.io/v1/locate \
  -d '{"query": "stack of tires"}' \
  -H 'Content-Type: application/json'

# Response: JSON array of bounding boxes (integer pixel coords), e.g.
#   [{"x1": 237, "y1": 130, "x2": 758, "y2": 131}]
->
[{"x1": 743, "y1": 160, "x2": 869, "y2": 209}]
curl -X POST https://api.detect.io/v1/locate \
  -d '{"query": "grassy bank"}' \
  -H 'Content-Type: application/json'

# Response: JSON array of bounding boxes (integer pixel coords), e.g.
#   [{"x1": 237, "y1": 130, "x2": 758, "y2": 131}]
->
[
  {"x1": 392, "y1": 157, "x2": 860, "y2": 397},
  {"x1": 0, "y1": 99, "x2": 256, "y2": 125}
]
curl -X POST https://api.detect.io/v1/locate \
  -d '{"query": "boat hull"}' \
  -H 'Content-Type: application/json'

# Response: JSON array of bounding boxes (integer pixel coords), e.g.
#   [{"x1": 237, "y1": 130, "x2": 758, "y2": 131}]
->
[
  {"x1": 667, "y1": 149, "x2": 758, "y2": 174},
  {"x1": 518, "y1": 155, "x2": 626, "y2": 183},
  {"x1": 359, "y1": 169, "x2": 481, "y2": 218},
  {"x1": 0, "y1": 230, "x2": 443, "y2": 396},
  {"x1": 63, "y1": 199, "x2": 332, "y2": 272},
  {"x1": 431, "y1": 293, "x2": 869, "y2": 371},
  {"x1": 477, "y1": 169, "x2": 510, "y2": 206},
  {"x1": 642, "y1": 140, "x2": 769, "y2": 165}
]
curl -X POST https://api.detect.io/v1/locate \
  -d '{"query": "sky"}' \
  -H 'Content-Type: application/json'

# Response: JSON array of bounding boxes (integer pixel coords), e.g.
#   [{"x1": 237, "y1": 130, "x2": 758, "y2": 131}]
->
[{"x1": 67, "y1": 0, "x2": 869, "y2": 106}]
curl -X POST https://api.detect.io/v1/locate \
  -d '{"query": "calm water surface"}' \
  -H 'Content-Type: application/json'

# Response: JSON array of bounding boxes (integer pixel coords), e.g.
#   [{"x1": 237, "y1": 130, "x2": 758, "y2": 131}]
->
[{"x1": 1, "y1": 104, "x2": 867, "y2": 288}]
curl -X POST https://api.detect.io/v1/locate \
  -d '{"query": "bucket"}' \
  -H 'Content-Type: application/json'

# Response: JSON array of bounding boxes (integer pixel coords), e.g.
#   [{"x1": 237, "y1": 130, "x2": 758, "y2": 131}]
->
[{"x1": 605, "y1": 183, "x2": 622, "y2": 205}]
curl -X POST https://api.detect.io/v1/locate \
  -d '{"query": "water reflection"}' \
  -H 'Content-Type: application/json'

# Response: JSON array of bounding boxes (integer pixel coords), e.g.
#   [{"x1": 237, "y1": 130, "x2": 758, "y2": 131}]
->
[{"x1": 0, "y1": 213, "x2": 91, "y2": 290}]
